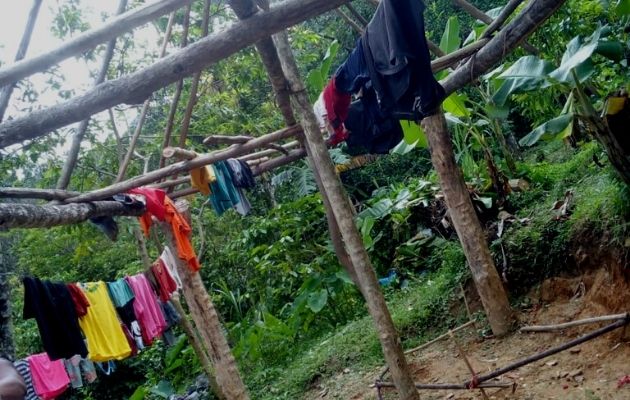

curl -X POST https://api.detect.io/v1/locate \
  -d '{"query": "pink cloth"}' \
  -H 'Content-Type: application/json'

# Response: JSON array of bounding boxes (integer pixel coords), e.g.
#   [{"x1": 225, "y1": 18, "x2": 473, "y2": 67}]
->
[
  {"x1": 126, "y1": 274, "x2": 167, "y2": 345},
  {"x1": 27, "y1": 353, "x2": 70, "y2": 400}
]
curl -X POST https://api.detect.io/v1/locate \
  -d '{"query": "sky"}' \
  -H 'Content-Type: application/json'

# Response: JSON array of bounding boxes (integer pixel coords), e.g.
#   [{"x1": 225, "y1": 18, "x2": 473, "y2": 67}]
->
[{"x1": 0, "y1": 0, "x2": 165, "y2": 157}]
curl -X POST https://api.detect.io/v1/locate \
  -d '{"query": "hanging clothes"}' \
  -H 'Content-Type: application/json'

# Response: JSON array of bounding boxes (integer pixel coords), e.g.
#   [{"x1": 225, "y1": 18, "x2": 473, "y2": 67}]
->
[
  {"x1": 160, "y1": 300, "x2": 182, "y2": 346},
  {"x1": 226, "y1": 159, "x2": 256, "y2": 189},
  {"x1": 160, "y1": 246, "x2": 183, "y2": 290},
  {"x1": 78, "y1": 282, "x2": 132, "y2": 362},
  {"x1": 164, "y1": 197, "x2": 201, "y2": 272},
  {"x1": 106, "y1": 278, "x2": 145, "y2": 351},
  {"x1": 323, "y1": 0, "x2": 445, "y2": 144},
  {"x1": 150, "y1": 259, "x2": 178, "y2": 302},
  {"x1": 190, "y1": 165, "x2": 216, "y2": 196},
  {"x1": 106, "y1": 279, "x2": 135, "y2": 308},
  {"x1": 66, "y1": 282, "x2": 90, "y2": 317},
  {"x1": 88, "y1": 194, "x2": 144, "y2": 241},
  {"x1": 23, "y1": 277, "x2": 88, "y2": 360},
  {"x1": 27, "y1": 353, "x2": 70, "y2": 400},
  {"x1": 95, "y1": 361, "x2": 116, "y2": 376},
  {"x1": 128, "y1": 187, "x2": 167, "y2": 236},
  {"x1": 126, "y1": 274, "x2": 167, "y2": 346},
  {"x1": 208, "y1": 162, "x2": 242, "y2": 215},
  {"x1": 13, "y1": 359, "x2": 38, "y2": 400},
  {"x1": 63, "y1": 355, "x2": 97, "y2": 389}
]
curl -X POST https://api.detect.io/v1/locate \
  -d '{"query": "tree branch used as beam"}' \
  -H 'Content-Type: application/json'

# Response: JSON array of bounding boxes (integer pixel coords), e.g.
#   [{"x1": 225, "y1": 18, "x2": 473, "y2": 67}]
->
[
  {"x1": 0, "y1": 0, "x2": 351, "y2": 149},
  {"x1": 0, "y1": 201, "x2": 145, "y2": 229},
  {"x1": 203, "y1": 135, "x2": 254, "y2": 146},
  {"x1": 441, "y1": 0, "x2": 565, "y2": 95},
  {"x1": 430, "y1": 39, "x2": 489, "y2": 73},
  {"x1": 0, "y1": 0, "x2": 192, "y2": 87},
  {"x1": 63, "y1": 125, "x2": 302, "y2": 203},
  {"x1": 0, "y1": 187, "x2": 79, "y2": 201}
]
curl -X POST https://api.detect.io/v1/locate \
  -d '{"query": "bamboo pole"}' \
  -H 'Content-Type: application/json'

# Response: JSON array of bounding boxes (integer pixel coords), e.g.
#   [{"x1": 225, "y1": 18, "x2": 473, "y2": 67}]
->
[
  {"x1": 56, "y1": 0, "x2": 128, "y2": 190},
  {"x1": 0, "y1": 0, "x2": 191, "y2": 87},
  {"x1": 520, "y1": 313, "x2": 630, "y2": 333},
  {"x1": 273, "y1": 31, "x2": 419, "y2": 399},
  {"x1": 0, "y1": 0, "x2": 43, "y2": 121}
]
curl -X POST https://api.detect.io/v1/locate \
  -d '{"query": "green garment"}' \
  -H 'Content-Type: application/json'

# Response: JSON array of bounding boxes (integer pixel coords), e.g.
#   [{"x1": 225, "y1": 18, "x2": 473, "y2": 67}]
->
[
  {"x1": 209, "y1": 161, "x2": 241, "y2": 215},
  {"x1": 106, "y1": 279, "x2": 135, "y2": 308}
]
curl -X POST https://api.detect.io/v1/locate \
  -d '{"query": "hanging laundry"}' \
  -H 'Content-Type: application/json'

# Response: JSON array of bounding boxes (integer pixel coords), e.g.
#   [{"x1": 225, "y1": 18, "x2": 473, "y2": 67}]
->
[
  {"x1": 78, "y1": 282, "x2": 132, "y2": 362},
  {"x1": 106, "y1": 278, "x2": 145, "y2": 351},
  {"x1": 23, "y1": 277, "x2": 88, "y2": 360},
  {"x1": 63, "y1": 355, "x2": 97, "y2": 389},
  {"x1": 321, "y1": 0, "x2": 444, "y2": 146},
  {"x1": 128, "y1": 187, "x2": 167, "y2": 236},
  {"x1": 164, "y1": 197, "x2": 201, "y2": 272},
  {"x1": 160, "y1": 246, "x2": 183, "y2": 290},
  {"x1": 160, "y1": 300, "x2": 182, "y2": 346},
  {"x1": 150, "y1": 259, "x2": 178, "y2": 302},
  {"x1": 226, "y1": 159, "x2": 256, "y2": 189},
  {"x1": 208, "y1": 162, "x2": 242, "y2": 215},
  {"x1": 126, "y1": 274, "x2": 167, "y2": 346},
  {"x1": 95, "y1": 361, "x2": 116, "y2": 376},
  {"x1": 88, "y1": 194, "x2": 144, "y2": 241},
  {"x1": 66, "y1": 282, "x2": 90, "y2": 317},
  {"x1": 27, "y1": 353, "x2": 70, "y2": 400},
  {"x1": 106, "y1": 278, "x2": 135, "y2": 308},
  {"x1": 13, "y1": 359, "x2": 38, "y2": 400},
  {"x1": 190, "y1": 165, "x2": 216, "y2": 196}
]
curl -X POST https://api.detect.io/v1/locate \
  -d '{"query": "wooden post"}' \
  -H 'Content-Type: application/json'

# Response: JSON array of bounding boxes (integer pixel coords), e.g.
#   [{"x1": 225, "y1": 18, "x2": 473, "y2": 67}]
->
[
  {"x1": 421, "y1": 111, "x2": 512, "y2": 335},
  {"x1": 272, "y1": 31, "x2": 419, "y2": 400},
  {"x1": 160, "y1": 202, "x2": 249, "y2": 400},
  {"x1": 171, "y1": 294, "x2": 226, "y2": 400},
  {"x1": 0, "y1": 237, "x2": 16, "y2": 359}
]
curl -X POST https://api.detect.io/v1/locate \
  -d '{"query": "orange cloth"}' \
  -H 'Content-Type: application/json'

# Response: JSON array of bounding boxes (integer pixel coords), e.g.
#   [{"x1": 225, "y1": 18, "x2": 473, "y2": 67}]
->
[{"x1": 164, "y1": 197, "x2": 201, "y2": 272}]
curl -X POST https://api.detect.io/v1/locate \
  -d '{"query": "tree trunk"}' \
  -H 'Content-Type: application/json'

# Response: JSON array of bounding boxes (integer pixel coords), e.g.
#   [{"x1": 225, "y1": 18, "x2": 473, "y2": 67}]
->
[
  {"x1": 421, "y1": 111, "x2": 513, "y2": 335},
  {"x1": 0, "y1": 201, "x2": 145, "y2": 229},
  {"x1": 273, "y1": 31, "x2": 419, "y2": 400},
  {"x1": 159, "y1": 202, "x2": 249, "y2": 400},
  {"x1": 0, "y1": 0, "x2": 191, "y2": 87},
  {"x1": 56, "y1": 0, "x2": 128, "y2": 190},
  {"x1": 0, "y1": 0, "x2": 352, "y2": 149},
  {"x1": 0, "y1": 0, "x2": 43, "y2": 121}
]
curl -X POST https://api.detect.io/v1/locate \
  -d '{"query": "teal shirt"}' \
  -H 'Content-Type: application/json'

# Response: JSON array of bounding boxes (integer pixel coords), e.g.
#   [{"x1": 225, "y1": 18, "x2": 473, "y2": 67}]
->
[
  {"x1": 106, "y1": 279, "x2": 135, "y2": 308},
  {"x1": 209, "y1": 161, "x2": 242, "y2": 215}
]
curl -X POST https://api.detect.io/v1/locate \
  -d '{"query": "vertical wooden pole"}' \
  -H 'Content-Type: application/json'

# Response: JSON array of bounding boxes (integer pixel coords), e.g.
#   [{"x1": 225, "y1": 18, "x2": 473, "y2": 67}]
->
[
  {"x1": 421, "y1": 111, "x2": 513, "y2": 335},
  {"x1": 160, "y1": 202, "x2": 249, "y2": 400},
  {"x1": 272, "y1": 32, "x2": 419, "y2": 400},
  {"x1": 171, "y1": 293, "x2": 226, "y2": 400}
]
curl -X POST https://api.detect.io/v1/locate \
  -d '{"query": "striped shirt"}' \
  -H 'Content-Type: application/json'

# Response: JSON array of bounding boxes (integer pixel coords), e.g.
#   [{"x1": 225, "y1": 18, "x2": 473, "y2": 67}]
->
[{"x1": 13, "y1": 360, "x2": 39, "y2": 400}]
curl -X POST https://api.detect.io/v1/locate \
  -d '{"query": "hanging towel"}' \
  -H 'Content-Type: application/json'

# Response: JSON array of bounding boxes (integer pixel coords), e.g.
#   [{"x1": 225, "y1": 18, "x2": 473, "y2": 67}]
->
[
  {"x1": 160, "y1": 246, "x2": 183, "y2": 289},
  {"x1": 126, "y1": 274, "x2": 167, "y2": 346},
  {"x1": 78, "y1": 282, "x2": 132, "y2": 362},
  {"x1": 13, "y1": 360, "x2": 38, "y2": 400},
  {"x1": 164, "y1": 197, "x2": 201, "y2": 272},
  {"x1": 23, "y1": 277, "x2": 88, "y2": 360},
  {"x1": 190, "y1": 165, "x2": 216, "y2": 196},
  {"x1": 27, "y1": 353, "x2": 70, "y2": 400}
]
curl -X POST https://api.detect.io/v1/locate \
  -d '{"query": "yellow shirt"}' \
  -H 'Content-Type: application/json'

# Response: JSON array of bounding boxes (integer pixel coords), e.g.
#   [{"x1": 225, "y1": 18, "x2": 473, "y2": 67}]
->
[
  {"x1": 190, "y1": 166, "x2": 216, "y2": 196},
  {"x1": 78, "y1": 282, "x2": 132, "y2": 362}
]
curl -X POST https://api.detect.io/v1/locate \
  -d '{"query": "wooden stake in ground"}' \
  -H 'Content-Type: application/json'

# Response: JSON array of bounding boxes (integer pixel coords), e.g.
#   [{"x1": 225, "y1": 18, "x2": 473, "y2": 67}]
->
[
  {"x1": 0, "y1": 0, "x2": 42, "y2": 121},
  {"x1": 273, "y1": 31, "x2": 419, "y2": 400},
  {"x1": 421, "y1": 111, "x2": 513, "y2": 335}
]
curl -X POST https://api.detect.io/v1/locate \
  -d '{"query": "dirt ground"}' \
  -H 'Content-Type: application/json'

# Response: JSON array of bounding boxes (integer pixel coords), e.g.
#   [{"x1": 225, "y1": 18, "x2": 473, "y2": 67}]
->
[{"x1": 306, "y1": 266, "x2": 630, "y2": 400}]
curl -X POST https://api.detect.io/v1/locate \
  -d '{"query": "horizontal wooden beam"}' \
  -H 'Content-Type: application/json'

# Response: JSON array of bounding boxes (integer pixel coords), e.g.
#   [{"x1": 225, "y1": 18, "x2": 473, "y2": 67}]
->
[
  {"x1": 62, "y1": 125, "x2": 301, "y2": 203},
  {"x1": 0, "y1": 187, "x2": 79, "y2": 201},
  {"x1": 0, "y1": 0, "x2": 351, "y2": 149},
  {"x1": 251, "y1": 148, "x2": 307, "y2": 175},
  {"x1": 149, "y1": 176, "x2": 189, "y2": 189},
  {"x1": 162, "y1": 146, "x2": 198, "y2": 160},
  {"x1": 0, "y1": 201, "x2": 145, "y2": 229},
  {"x1": 0, "y1": 0, "x2": 191, "y2": 87},
  {"x1": 431, "y1": 39, "x2": 489, "y2": 72},
  {"x1": 441, "y1": 0, "x2": 565, "y2": 95},
  {"x1": 237, "y1": 140, "x2": 301, "y2": 161},
  {"x1": 203, "y1": 135, "x2": 253, "y2": 146}
]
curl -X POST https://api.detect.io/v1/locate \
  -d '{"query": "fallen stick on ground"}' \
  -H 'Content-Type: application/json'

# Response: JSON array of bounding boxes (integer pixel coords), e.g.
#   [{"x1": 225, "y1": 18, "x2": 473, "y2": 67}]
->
[{"x1": 520, "y1": 312, "x2": 629, "y2": 332}]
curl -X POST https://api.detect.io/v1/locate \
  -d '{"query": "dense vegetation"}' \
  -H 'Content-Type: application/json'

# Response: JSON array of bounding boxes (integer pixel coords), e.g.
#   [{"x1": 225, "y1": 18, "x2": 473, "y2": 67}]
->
[{"x1": 1, "y1": 0, "x2": 629, "y2": 398}]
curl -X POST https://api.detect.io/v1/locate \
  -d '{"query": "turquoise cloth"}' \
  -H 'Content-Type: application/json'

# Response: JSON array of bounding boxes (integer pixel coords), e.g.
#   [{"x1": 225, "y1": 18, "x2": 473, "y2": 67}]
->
[
  {"x1": 209, "y1": 161, "x2": 242, "y2": 215},
  {"x1": 106, "y1": 279, "x2": 135, "y2": 308}
]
